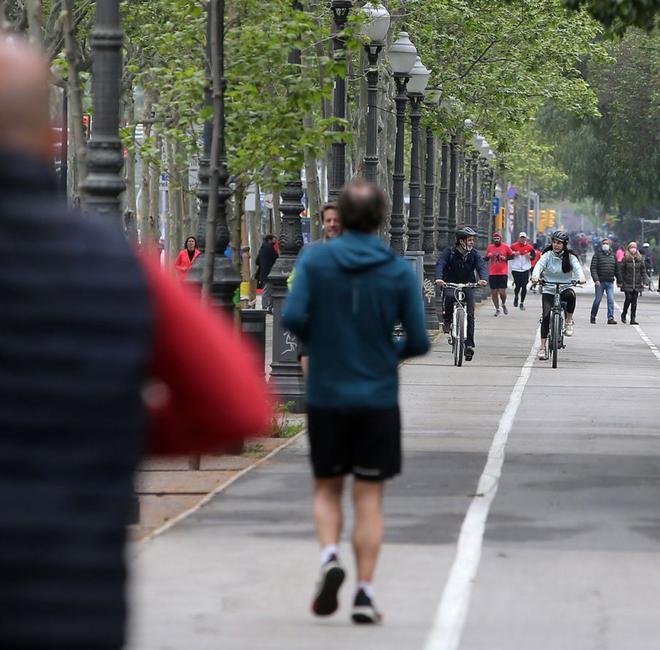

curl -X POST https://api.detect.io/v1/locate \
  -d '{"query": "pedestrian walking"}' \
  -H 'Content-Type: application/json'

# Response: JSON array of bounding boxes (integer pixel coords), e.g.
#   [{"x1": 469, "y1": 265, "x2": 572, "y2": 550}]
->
[
  {"x1": 510, "y1": 231, "x2": 535, "y2": 310},
  {"x1": 0, "y1": 37, "x2": 271, "y2": 650},
  {"x1": 617, "y1": 241, "x2": 648, "y2": 325},
  {"x1": 282, "y1": 180, "x2": 429, "y2": 625},
  {"x1": 292, "y1": 202, "x2": 343, "y2": 376},
  {"x1": 484, "y1": 231, "x2": 513, "y2": 315},
  {"x1": 642, "y1": 242, "x2": 654, "y2": 291},
  {"x1": 174, "y1": 236, "x2": 200, "y2": 277},
  {"x1": 255, "y1": 234, "x2": 278, "y2": 312},
  {"x1": 590, "y1": 237, "x2": 617, "y2": 324}
]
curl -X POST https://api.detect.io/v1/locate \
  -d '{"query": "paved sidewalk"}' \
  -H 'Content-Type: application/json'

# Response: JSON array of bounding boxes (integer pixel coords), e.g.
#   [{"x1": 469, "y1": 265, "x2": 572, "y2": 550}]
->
[{"x1": 128, "y1": 288, "x2": 660, "y2": 650}]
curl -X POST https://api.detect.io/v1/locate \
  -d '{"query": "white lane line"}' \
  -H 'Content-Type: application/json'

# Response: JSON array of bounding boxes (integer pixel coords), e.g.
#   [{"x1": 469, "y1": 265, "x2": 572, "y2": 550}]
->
[
  {"x1": 423, "y1": 333, "x2": 541, "y2": 650},
  {"x1": 612, "y1": 301, "x2": 660, "y2": 363}
]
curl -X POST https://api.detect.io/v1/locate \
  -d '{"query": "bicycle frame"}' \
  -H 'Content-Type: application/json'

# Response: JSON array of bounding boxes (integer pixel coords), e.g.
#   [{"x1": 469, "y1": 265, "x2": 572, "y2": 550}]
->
[{"x1": 444, "y1": 283, "x2": 480, "y2": 367}]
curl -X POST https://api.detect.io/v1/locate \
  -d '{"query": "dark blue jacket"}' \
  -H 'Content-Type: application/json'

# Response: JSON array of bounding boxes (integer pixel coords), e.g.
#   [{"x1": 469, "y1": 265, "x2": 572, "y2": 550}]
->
[
  {"x1": 283, "y1": 231, "x2": 429, "y2": 409},
  {"x1": 0, "y1": 152, "x2": 151, "y2": 648},
  {"x1": 435, "y1": 246, "x2": 488, "y2": 283}
]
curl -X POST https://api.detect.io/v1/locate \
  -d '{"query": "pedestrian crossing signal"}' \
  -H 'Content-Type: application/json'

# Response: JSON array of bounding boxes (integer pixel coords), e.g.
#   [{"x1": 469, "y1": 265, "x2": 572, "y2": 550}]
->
[{"x1": 82, "y1": 114, "x2": 91, "y2": 141}]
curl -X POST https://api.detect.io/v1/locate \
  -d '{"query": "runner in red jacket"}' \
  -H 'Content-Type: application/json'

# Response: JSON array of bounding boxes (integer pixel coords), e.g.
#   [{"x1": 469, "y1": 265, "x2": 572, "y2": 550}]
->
[
  {"x1": 174, "y1": 236, "x2": 201, "y2": 277},
  {"x1": 484, "y1": 231, "x2": 513, "y2": 316}
]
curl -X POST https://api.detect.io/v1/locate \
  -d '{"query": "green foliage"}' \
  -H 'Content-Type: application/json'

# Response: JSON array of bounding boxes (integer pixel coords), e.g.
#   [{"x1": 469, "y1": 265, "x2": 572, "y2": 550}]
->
[
  {"x1": 538, "y1": 29, "x2": 660, "y2": 224},
  {"x1": 270, "y1": 401, "x2": 305, "y2": 438},
  {"x1": 562, "y1": 0, "x2": 660, "y2": 33}
]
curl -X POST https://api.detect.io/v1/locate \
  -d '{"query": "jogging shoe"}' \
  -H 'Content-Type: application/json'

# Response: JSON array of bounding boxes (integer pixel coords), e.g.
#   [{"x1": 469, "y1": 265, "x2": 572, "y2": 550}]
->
[
  {"x1": 513, "y1": 296, "x2": 519, "y2": 308},
  {"x1": 538, "y1": 346, "x2": 549, "y2": 361},
  {"x1": 494, "y1": 309, "x2": 500, "y2": 317},
  {"x1": 590, "y1": 316, "x2": 596, "y2": 324},
  {"x1": 465, "y1": 346, "x2": 475, "y2": 362},
  {"x1": 520, "y1": 303, "x2": 526, "y2": 311},
  {"x1": 630, "y1": 320, "x2": 639, "y2": 325},
  {"x1": 607, "y1": 318, "x2": 617, "y2": 325},
  {"x1": 312, "y1": 555, "x2": 345, "y2": 616},
  {"x1": 502, "y1": 304, "x2": 509, "y2": 315},
  {"x1": 565, "y1": 322, "x2": 574, "y2": 336},
  {"x1": 621, "y1": 314, "x2": 627, "y2": 323},
  {"x1": 351, "y1": 589, "x2": 382, "y2": 625}
]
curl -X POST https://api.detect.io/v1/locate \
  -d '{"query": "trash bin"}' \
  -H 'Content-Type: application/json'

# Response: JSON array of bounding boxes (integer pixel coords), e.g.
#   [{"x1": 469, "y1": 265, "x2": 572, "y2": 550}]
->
[{"x1": 240, "y1": 308, "x2": 267, "y2": 373}]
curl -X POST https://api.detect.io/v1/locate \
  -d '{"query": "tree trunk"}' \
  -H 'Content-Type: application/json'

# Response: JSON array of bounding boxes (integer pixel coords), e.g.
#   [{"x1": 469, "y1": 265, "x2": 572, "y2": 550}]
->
[
  {"x1": 138, "y1": 90, "x2": 155, "y2": 244},
  {"x1": 271, "y1": 190, "x2": 281, "y2": 236},
  {"x1": 61, "y1": 0, "x2": 86, "y2": 197},
  {"x1": 232, "y1": 182, "x2": 245, "y2": 273},
  {"x1": 148, "y1": 135, "x2": 162, "y2": 252},
  {"x1": 25, "y1": 0, "x2": 43, "y2": 45}
]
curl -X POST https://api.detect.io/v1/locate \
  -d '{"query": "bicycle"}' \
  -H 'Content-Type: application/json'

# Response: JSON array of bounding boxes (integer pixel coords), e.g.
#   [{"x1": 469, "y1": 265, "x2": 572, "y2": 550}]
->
[
  {"x1": 538, "y1": 280, "x2": 581, "y2": 369},
  {"x1": 444, "y1": 282, "x2": 480, "y2": 367}
]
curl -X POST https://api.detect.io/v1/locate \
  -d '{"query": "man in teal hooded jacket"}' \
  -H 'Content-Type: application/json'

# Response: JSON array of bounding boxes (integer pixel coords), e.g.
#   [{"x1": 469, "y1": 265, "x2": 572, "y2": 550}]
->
[{"x1": 283, "y1": 180, "x2": 429, "y2": 625}]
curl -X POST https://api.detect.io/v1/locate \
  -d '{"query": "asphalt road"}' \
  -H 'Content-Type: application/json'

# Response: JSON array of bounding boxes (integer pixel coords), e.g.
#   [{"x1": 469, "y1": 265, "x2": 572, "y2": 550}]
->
[{"x1": 128, "y1": 284, "x2": 660, "y2": 650}]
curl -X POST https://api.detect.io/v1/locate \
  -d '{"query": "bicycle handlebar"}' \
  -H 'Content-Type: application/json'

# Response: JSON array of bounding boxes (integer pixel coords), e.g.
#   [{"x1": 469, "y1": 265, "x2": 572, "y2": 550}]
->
[
  {"x1": 538, "y1": 280, "x2": 584, "y2": 287},
  {"x1": 444, "y1": 282, "x2": 481, "y2": 289}
]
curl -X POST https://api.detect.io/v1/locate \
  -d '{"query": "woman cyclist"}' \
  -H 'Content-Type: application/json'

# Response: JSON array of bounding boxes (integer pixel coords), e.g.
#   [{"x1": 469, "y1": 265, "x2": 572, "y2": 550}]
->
[{"x1": 531, "y1": 231, "x2": 585, "y2": 361}]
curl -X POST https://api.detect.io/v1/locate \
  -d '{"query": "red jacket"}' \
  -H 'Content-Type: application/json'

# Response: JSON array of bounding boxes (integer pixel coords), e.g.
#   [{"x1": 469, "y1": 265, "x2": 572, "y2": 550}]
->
[
  {"x1": 140, "y1": 255, "x2": 272, "y2": 454},
  {"x1": 174, "y1": 248, "x2": 201, "y2": 277}
]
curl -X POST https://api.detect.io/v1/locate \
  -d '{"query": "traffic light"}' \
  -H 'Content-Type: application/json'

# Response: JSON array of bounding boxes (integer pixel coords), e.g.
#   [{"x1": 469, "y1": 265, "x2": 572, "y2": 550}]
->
[
  {"x1": 539, "y1": 209, "x2": 547, "y2": 231},
  {"x1": 528, "y1": 209, "x2": 534, "y2": 224},
  {"x1": 496, "y1": 207, "x2": 505, "y2": 230},
  {"x1": 547, "y1": 209, "x2": 556, "y2": 229},
  {"x1": 82, "y1": 114, "x2": 91, "y2": 141}
]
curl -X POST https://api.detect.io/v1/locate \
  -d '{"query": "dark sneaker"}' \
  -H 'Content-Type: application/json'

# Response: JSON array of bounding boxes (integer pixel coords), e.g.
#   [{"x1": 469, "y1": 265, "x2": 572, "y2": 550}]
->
[
  {"x1": 464, "y1": 346, "x2": 475, "y2": 361},
  {"x1": 607, "y1": 318, "x2": 617, "y2": 325},
  {"x1": 312, "y1": 556, "x2": 345, "y2": 617},
  {"x1": 513, "y1": 296, "x2": 519, "y2": 308},
  {"x1": 520, "y1": 303, "x2": 526, "y2": 311},
  {"x1": 630, "y1": 320, "x2": 639, "y2": 325},
  {"x1": 590, "y1": 316, "x2": 596, "y2": 324},
  {"x1": 621, "y1": 314, "x2": 627, "y2": 323},
  {"x1": 351, "y1": 589, "x2": 382, "y2": 625},
  {"x1": 502, "y1": 304, "x2": 508, "y2": 315}
]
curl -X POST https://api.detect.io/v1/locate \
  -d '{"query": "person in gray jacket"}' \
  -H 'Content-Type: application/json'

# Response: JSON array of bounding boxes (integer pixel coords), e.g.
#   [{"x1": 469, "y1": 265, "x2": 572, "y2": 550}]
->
[
  {"x1": 590, "y1": 237, "x2": 617, "y2": 324},
  {"x1": 617, "y1": 241, "x2": 648, "y2": 325}
]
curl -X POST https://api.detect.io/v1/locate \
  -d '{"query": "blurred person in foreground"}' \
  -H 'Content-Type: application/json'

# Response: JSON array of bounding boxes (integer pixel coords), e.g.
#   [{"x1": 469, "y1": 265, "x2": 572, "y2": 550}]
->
[
  {"x1": 0, "y1": 38, "x2": 271, "y2": 650},
  {"x1": 283, "y1": 181, "x2": 429, "y2": 625}
]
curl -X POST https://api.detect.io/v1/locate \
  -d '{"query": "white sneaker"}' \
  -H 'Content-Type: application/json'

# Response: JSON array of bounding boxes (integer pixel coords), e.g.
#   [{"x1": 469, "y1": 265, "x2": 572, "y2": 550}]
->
[
  {"x1": 565, "y1": 322, "x2": 574, "y2": 337},
  {"x1": 538, "y1": 346, "x2": 548, "y2": 361},
  {"x1": 494, "y1": 309, "x2": 500, "y2": 317}
]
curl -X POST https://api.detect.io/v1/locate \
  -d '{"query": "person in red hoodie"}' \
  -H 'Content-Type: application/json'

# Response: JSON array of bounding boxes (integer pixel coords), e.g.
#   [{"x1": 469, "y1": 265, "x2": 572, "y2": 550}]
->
[
  {"x1": 174, "y1": 236, "x2": 201, "y2": 277},
  {"x1": 484, "y1": 231, "x2": 513, "y2": 316}
]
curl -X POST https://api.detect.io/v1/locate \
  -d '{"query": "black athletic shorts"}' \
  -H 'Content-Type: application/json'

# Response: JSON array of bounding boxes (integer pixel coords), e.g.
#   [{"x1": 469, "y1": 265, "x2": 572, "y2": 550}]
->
[
  {"x1": 306, "y1": 406, "x2": 401, "y2": 482},
  {"x1": 489, "y1": 274, "x2": 508, "y2": 290}
]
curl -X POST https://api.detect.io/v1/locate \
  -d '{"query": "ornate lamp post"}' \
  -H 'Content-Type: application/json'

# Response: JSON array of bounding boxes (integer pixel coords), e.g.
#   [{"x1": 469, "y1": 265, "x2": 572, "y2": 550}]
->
[
  {"x1": 268, "y1": 0, "x2": 306, "y2": 412},
  {"x1": 187, "y1": 0, "x2": 240, "y2": 311},
  {"x1": 405, "y1": 56, "x2": 431, "y2": 258},
  {"x1": 361, "y1": 2, "x2": 390, "y2": 184},
  {"x1": 81, "y1": 0, "x2": 124, "y2": 217},
  {"x1": 477, "y1": 137, "x2": 491, "y2": 249},
  {"x1": 421, "y1": 86, "x2": 440, "y2": 329},
  {"x1": 387, "y1": 32, "x2": 417, "y2": 254},
  {"x1": 328, "y1": 0, "x2": 353, "y2": 201},
  {"x1": 436, "y1": 98, "x2": 457, "y2": 253}
]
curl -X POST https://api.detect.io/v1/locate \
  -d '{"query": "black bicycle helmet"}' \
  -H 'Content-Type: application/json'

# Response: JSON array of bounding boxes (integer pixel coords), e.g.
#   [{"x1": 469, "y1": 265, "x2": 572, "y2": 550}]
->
[
  {"x1": 551, "y1": 230, "x2": 569, "y2": 243},
  {"x1": 455, "y1": 226, "x2": 477, "y2": 241}
]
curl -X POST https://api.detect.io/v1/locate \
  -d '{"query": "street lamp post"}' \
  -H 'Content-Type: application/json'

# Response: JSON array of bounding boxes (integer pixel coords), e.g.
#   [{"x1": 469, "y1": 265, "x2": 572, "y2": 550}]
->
[
  {"x1": 361, "y1": 2, "x2": 390, "y2": 184},
  {"x1": 268, "y1": 0, "x2": 306, "y2": 412},
  {"x1": 448, "y1": 135, "x2": 458, "y2": 235},
  {"x1": 187, "y1": 0, "x2": 240, "y2": 312},
  {"x1": 405, "y1": 56, "x2": 431, "y2": 256},
  {"x1": 81, "y1": 0, "x2": 124, "y2": 217},
  {"x1": 422, "y1": 87, "x2": 440, "y2": 330},
  {"x1": 387, "y1": 32, "x2": 417, "y2": 254},
  {"x1": 328, "y1": 0, "x2": 353, "y2": 202}
]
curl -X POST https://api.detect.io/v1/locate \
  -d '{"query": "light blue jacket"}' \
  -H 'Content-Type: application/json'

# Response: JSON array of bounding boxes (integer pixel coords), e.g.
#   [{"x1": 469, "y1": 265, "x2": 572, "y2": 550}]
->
[{"x1": 532, "y1": 250, "x2": 585, "y2": 294}]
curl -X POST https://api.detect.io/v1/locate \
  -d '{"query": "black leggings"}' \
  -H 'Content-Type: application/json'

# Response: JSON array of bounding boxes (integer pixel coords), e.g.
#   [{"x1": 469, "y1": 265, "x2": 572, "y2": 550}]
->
[
  {"x1": 541, "y1": 289, "x2": 576, "y2": 339},
  {"x1": 512, "y1": 270, "x2": 530, "y2": 303},
  {"x1": 623, "y1": 290, "x2": 639, "y2": 319}
]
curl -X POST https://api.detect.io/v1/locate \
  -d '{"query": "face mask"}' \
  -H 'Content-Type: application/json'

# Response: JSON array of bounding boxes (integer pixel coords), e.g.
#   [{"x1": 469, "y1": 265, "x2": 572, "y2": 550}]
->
[
  {"x1": 601, "y1": 244, "x2": 610, "y2": 252},
  {"x1": 629, "y1": 247, "x2": 638, "y2": 255}
]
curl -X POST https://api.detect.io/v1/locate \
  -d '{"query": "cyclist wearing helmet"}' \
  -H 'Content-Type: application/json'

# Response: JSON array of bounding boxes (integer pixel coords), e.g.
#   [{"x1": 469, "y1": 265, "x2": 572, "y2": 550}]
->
[
  {"x1": 531, "y1": 230, "x2": 586, "y2": 361},
  {"x1": 435, "y1": 226, "x2": 488, "y2": 361}
]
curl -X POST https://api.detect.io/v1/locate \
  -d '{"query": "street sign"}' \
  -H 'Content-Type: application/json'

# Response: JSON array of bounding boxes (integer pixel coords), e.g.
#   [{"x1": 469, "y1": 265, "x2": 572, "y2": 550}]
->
[
  {"x1": 492, "y1": 197, "x2": 500, "y2": 216},
  {"x1": 507, "y1": 185, "x2": 517, "y2": 199}
]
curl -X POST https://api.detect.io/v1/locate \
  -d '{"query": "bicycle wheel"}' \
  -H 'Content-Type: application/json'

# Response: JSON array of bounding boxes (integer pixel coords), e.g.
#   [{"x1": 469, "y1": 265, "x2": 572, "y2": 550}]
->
[
  {"x1": 454, "y1": 309, "x2": 465, "y2": 367},
  {"x1": 551, "y1": 312, "x2": 561, "y2": 369}
]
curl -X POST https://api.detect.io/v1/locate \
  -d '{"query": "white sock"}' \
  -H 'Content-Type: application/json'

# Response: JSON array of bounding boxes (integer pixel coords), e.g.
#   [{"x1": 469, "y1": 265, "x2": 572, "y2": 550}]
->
[
  {"x1": 357, "y1": 581, "x2": 374, "y2": 599},
  {"x1": 320, "y1": 545, "x2": 338, "y2": 566}
]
